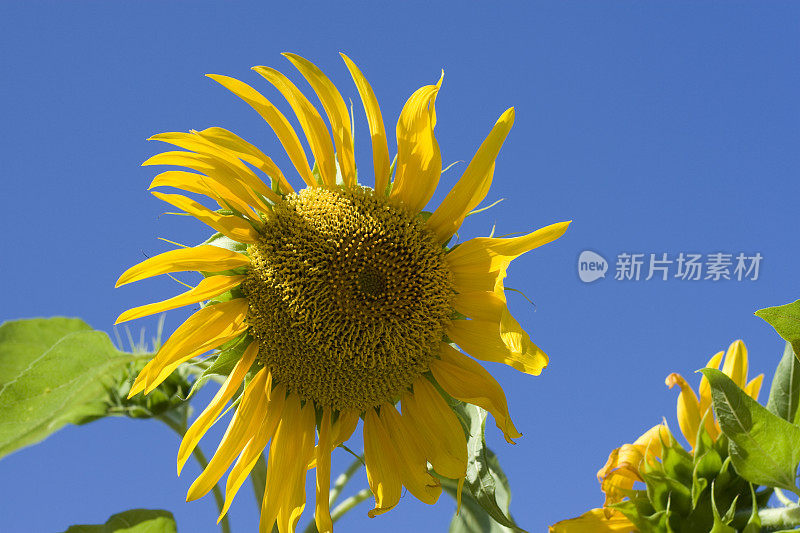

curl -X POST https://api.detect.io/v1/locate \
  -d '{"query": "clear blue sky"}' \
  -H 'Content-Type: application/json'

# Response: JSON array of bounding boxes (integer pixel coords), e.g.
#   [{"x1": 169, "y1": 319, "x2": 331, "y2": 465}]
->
[{"x1": 2, "y1": 2, "x2": 799, "y2": 532}]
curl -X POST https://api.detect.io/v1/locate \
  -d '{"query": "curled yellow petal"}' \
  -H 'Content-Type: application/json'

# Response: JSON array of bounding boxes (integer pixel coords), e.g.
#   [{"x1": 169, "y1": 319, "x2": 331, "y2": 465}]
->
[
  {"x1": 206, "y1": 73, "x2": 316, "y2": 188},
  {"x1": 402, "y1": 377, "x2": 467, "y2": 481},
  {"x1": 149, "y1": 170, "x2": 255, "y2": 214},
  {"x1": 116, "y1": 245, "x2": 250, "y2": 287},
  {"x1": 447, "y1": 221, "x2": 571, "y2": 276},
  {"x1": 177, "y1": 341, "x2": 258, "y2": 474},
  {"x1": 451, "y1": 290, "x2": 506, "y2": 323},
  {"x1": 379, "y1": 403, "x2": 441, "y2": 505},
  {"x1": 116, "y1": 274, "x2": 245, "y2": 325},
  {"x1": 598, "y1": 424, "x2": 670, "y2": 507},
  {"x1": 389, "y1": 81, "x2": 441, "y2": 213},
  {"x1": 152, "y1": 192, "x2": 260, "y2": 243},
  {"x1": 665, "y1": 372, "x2": 702, "y2": 448},
  {"x1": 549, "y1": 508, "x2": 636, "y2": 533},
  {"x1": 698, "y1": 351, "x2": 724, "y2": 420},
  {"x1": 431, "y1": 343, "x2": 521, "y2": 443},
  {"x1": 447, "y1": 318, "x2": 548, "y2": 376},
  {"x1": 426, "y1": 108, "x2": 514, "y2": 242},
  {"x1": 340, "y1": 53, "x2": 390, "y2": 195}
]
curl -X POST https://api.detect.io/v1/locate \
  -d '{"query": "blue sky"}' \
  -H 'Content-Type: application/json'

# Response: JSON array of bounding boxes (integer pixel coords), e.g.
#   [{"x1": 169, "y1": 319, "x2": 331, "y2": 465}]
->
[{"x1": 2, "y1": 1, "x2": 799, "y2": 532}]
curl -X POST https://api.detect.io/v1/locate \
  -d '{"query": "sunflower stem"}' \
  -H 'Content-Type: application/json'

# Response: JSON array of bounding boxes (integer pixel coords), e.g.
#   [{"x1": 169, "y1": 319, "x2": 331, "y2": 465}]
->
[
  {"x1": 158, "y1": 412, "x2": 232, "y2": 533},
  {"x1": 329, "y1": 455, "x2": 364, "y2": 506},
  {"x1": 330, "y1": 488, "x2": 372, "y2": 523}
]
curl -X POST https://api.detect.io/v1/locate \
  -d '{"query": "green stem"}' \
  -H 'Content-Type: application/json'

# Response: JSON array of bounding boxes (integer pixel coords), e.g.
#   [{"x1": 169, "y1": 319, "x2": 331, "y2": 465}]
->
[
  {"x1": 775, "y1": 488, "x2": 797, "y2": 506},
  {"x1": 330, "y1": 488, "x2": 372, "y2": 523},
  {"x1": 329, "y1": 456, "x2": 364, "y2": 506},
  {"x1": 759, "y1": 504, "x2": 800, "y2": 532},
  {"x1": 158, "y1": 413, "x2": 232, "y2": 533}
]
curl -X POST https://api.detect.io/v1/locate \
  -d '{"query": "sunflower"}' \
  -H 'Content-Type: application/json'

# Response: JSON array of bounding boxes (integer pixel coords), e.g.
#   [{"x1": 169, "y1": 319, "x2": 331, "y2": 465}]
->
[
  {"x1": 117, "y1": 53, "x2": 570, "y2": 533},
  {"x1": 549, "y1": 340, "x2": 764, "y2": 532}
]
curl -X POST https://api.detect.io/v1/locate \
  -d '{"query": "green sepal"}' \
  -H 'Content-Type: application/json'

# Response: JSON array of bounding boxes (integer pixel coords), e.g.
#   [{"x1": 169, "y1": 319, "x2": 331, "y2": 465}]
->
[
  {"x1": 766, "y1": 341, "x2": 800, "y2": 425},
  {"x1": 186, "y1": 335, "x2": 252, "y2": 398}
]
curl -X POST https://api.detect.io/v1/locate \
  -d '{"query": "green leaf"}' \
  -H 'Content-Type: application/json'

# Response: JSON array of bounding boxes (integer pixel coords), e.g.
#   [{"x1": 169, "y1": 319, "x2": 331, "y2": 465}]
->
[
  {"x1": 61, "y1": 509, "x2": 177, "y2": 533},
  {"x1": 0, "y1": 318, "x2": 138, "y2": 459},
  {"x1": 700, "y1": 368, "x2": 800, "y2": 494},
  {"x1": 441, "y1": 478, "x2": 514, "y2": 533},
  {"x1": 766, "y1": 342, "x2": 800, "y2": 425},
  {"x1": 451, "y1": 403, "x2": 527, "y2": 533},
  {"x1": 756, "y1": 300, "x2": 800, "y2": 363}
]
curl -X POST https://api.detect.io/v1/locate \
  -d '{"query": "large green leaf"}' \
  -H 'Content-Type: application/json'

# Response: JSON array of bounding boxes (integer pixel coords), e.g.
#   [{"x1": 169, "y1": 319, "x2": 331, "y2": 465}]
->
[
  {"x1": 61, "y1": 509, "x2": 177, "y2": 533},
  {"x1": 766, "y1": 342, "x2": 800, "y2": 425},
  {"x1": 700, "y1": 369, "x2": 800, "y2": 494},
  {"x1": 451, "y1": 403, "x2": 527, "y2": 532},
  {"x1": 756, "y1": 300, "x2": 800, "y2": 363},
  {"x1": 0, "y1": 317, "x2": 138, "y2": 459}
]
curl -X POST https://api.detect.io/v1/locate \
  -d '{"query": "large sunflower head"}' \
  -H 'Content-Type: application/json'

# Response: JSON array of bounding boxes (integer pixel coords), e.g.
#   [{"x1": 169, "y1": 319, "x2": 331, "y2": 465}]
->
[{"x1": 116, "y1": 53, "x2": 570, "y2": 532}]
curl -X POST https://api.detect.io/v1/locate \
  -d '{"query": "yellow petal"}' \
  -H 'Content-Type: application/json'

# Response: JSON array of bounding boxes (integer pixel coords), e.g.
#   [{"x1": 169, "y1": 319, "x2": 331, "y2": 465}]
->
[
  {"x1": 177, "y1": 342, "x2": 258, "y2": 474},
  {"x1": 451, "y1": 290, "x2": 506, "y2": 323},
  {"x1": 426, "y1": 108, "x2": 514, "y2": 242},
  {"x1": 116, "y1": 275, "x2": 245, "y2": 325},
  {"x1": 187, "y1": 368, "x2": 270, "y2": 501},
  {"x1": 194, "y1": 127, "x2": 294, "y2": 194},
  {"x1": 722, "y1": 340, "x2": 748, "y2": 388},
  {"x1": 430, "y1": 343, "x2": 521, "y2": 443},
  {"x1": 143, "y1": 299, "x2": 249, "y2": 393},
  {"x1": 446, "y1": 221, "x2": 572, "y2": 276},
  {"x1": 148, "y1": 132, "x2": 277, "y2": 204},
  {"x1": 314, "y1": 408, "x2": 334, "y2": 533},
  {"x1": 698, "y1": 351, "x2": 724, "y2": 419},
  {"x1": 149, "y1": 170, "x2": 254, "y2": 214},
  {"x1": 283, "y1": 53, "x2": 356, "y2": 187},
  {"x1": 379, "y1": 403, "x2": 442, "y2": 505},
  {"x1": 152, "y1": 192, "x2": 260, "y2": 243},
  {"x1": 116, "y1": 245, "x2": 250, "y2": 287},
  {"x1": 143, "y1": 150, "x2": 272, "y2": 214},
  {"x1": 332, "y1": 409, "x2": 360, "y2": 445},
  {"x1": 220, "y1": 383, "x2": 286, "y2": 521},
  {"x1": 746, "y1": 374, "x2": 764, "y2": 401},
  {"x1": 389, "y1": 81, "x2": 441, "y2": 213},
  {"x1": 549, "y1": 508, "x2": 636, "y2": 533},
  {"x1": 261, "y1": 394, "x2": 315, "y2": 533},
  {"x1": 598, "y1": 424, "x2": 669, "y2": 507},
  {"x1": 447, "y1": 318, "x2": 548, "y2": 376},
  {"x1": 402, "y1": 377, "x2": 467, "y2": 480},
  {"x1": 665, "y1": 373, "x2": 702, "y2": 448},
  {"x1": 206, "y1": 74, "x2": 316, "y2": 188},
  {"x1": 363, "y1": 408, "x2": 402, "y2": 518},
  {"x1": 252, "y1": 66, "x2": 337, "y2": 188},
  {"x1": 340, "y1": 53, "x2": 391, "y2": 195}
]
